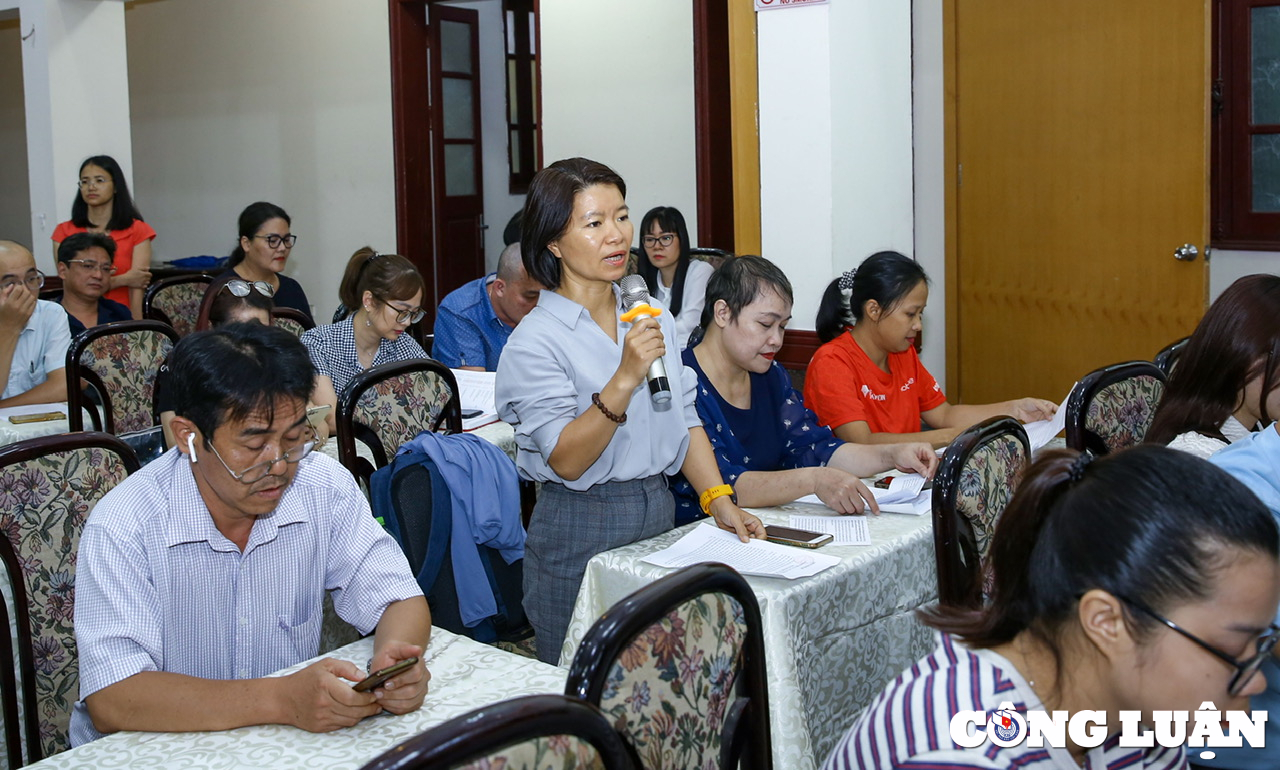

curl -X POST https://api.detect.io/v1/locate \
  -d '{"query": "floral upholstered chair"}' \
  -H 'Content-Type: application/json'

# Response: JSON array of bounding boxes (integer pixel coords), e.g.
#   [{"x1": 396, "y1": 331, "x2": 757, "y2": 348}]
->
[
  {"x1": 1065, "y1": 361, "x2": 1166, "y2": 455},
  {"x1": 932, "y1": 417, "x2": 1031, "y2": 607},
  {"x1": 357, "y1": 694, "x2": 634, "y2": 770},
  {"x1": 270, "y1": 307, "x2": 315, "y2": 338},
  {"x1": 335, "y1": 358, "x2": 462, "y2": 488},
  {"x1": 143, "y1": 275, "x2": 212, "y2": 337},
  {"x1": 66, "y1": 320, "x2": 179, "y2": 443},
  {"x1": 0, "y1": 433, "x2": 139, "y2": 762},
  {"x1": 565, "y1": 563, "x2": 770, "y2": 770}
]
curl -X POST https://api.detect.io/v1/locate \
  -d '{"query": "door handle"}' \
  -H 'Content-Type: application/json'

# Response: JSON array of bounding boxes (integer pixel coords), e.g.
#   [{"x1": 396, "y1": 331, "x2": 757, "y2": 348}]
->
[{"x1": 1173, "y1": 243, "x2": 1198, "y2": 261}]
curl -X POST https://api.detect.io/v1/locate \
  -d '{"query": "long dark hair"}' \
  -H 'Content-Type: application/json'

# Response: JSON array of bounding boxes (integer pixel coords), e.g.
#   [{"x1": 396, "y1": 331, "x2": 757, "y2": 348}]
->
[
  {"x1": 521, "y1": 158, "x2": 627, "y2": 290},
  {"x1": 70, "y1": 155, "x2": 144, "y2": 232},
  {"x1": 229, "y1": 202, "x2": 291, "y2": 267},
  {"x1": 1147, "y1": 274, "x2": 1280, "y2": 444},
  {"x1": 637, "y1": 206, "x2": 693, "y2": 316},
  {"x1": 815, "y1": 251, "x2": 928, "y2": 344},
  {"x1": 922, "y1": 446, "x2": 1278, "y2": 677}
]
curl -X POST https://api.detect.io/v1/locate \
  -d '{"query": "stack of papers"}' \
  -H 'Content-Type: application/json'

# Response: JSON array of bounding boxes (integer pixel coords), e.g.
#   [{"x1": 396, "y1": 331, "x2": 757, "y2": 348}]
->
[
  {"x1": 795, "y1": 472, "x2": 932, "y2": 516},
  {"x1": 789, "y1": 514, "x2": 871, "y2": 545},
  {"x1": 1022, "y1": 385, "x2": 1075, "y2": 450},
  {"x1": 450, "y1": 369, "x2": 500, "y2": 430},
  {"x1": 642, "y1": 524, "x2": 840, "y2": 579}
]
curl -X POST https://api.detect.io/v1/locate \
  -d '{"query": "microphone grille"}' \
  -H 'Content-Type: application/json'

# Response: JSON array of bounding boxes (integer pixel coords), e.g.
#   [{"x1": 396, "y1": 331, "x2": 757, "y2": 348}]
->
[{"x1": 618, "y1": 274, "x2": 650, "y2": 306}]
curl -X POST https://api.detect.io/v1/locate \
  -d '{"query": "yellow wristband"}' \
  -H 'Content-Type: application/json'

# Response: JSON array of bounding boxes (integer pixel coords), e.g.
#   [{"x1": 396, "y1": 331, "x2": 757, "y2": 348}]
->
[{"x1": 699, "y1": 484, "x2": 736, "y2": 516}]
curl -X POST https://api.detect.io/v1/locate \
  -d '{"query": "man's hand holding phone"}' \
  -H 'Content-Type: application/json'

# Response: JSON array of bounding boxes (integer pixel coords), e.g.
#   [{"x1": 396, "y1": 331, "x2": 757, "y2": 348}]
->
[
  {"x1": 362, "y1": 641, "x2": 430, "y2": 715},
  {"x1": 277, "y1": 658, "x2": 383, "y2": 732}
]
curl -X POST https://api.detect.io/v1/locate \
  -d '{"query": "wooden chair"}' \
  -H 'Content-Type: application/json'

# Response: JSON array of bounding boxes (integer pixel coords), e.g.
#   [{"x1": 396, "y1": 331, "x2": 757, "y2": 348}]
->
[
  {"x1": 335, "y1": 358, "x2": 462, "y2": 487},
  {"x1": 143, "y1": 274, "x2": 212, "y2": 336},
  {"x1": 0, "y1": 557, "x2": 21, "y2": 770},
  {"x1": 1153, "y1": 336, "x2": 1190, "y2": 377},
  {"x1": 0, "y1": 432, "x2": 139, "y2": 762},
  {"x1": 66, "y1": 320, "x2": 179, "y2": 445},
  {"x1": 1065, "y1": 361, "x2": 1166, "y2": 455},
  {"x1": 932, "y1": 417, "x2": 1031, "y2": 607},
  {"x1": 565, "y1": 563, "x2": 771, "y2": 770},
  {"x1": 358, "y1": 694, "x2": 634, "y2": 770},
  {"x1": 271, "y1": 307, "x2": 315, "y2": 337}
]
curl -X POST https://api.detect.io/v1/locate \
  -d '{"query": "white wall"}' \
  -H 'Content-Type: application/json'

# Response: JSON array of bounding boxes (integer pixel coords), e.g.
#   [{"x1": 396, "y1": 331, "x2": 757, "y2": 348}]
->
[
  {"x1": 124, "y1": 0, "x2": 398, "y2": 318},
  {"x1": 539, "y1": 0, "x2": 699, "y2": 247},
  {"x1": 0, "y1": 17, "x2": 29, "y2": 246},
  {"x1": 912, "y1": 0, "x2": 946, "y2": 383},
  {"x1": 1210, "y1": 250, "x2": 1280, "y2": 298}
]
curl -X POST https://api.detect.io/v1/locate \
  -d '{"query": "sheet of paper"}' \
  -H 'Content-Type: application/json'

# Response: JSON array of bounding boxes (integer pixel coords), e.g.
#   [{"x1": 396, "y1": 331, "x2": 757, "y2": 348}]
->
[
  {"x1": 870, "y1": 473, "x2": 926, "y2": 505},
  {"x1": 789, "y1": 514, "x2": 870, "y2": 545},
  {"x1": 793, "y1": 487, "x2": 931, "y2": 516},
  {"x1": 642, "y1": 524, "x2": 840, "y2": 579},
  {"x1": 1023, "y1": 383, "x2": 1076, "y2": 450},
  {"x1": 450, "y1": 369, "x2": 497, "y2": 413}
]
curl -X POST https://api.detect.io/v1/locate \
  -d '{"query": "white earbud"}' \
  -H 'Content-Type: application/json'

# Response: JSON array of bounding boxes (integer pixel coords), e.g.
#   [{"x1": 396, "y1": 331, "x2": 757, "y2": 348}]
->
[{"x1": 186, "y1": 433, "x2": 198, "y2": 463}]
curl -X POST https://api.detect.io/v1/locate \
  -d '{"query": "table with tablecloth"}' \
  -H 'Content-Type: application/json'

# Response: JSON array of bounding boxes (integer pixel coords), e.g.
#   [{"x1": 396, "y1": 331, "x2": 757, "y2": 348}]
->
[
  {"x1": 0, "y1": 404, "x2": 96, "y2": 449},
  {"x1": 559, "y1": 502, "x2": 938, "y2": 770},
  {"x1": 26, "y1": 627, "x2": 566, "y2": 770}
]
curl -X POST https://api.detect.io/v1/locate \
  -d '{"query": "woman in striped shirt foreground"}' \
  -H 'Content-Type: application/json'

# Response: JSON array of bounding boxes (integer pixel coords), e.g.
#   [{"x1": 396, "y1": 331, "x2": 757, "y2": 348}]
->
[{"x1": 825, "y1": 446, "x2": 1280, "y2": 769}]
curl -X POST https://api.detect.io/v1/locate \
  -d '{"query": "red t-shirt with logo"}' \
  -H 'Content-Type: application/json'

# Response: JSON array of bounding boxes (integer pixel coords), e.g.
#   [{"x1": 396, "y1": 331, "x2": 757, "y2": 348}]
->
[
  {"x1": 803, "y1": 331, "x2": 947, "y2": 434},
  {"x1": 52, "y1": 219, "x2": 157, "y2": 307}
]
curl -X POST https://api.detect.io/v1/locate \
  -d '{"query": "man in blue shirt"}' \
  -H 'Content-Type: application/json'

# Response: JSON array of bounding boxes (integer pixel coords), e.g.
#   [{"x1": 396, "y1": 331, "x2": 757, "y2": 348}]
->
[
  {"x1": 53, "y1": 232, "x2": 132, "y2": 336},
  {"x1": 1207, "y1": 421, "x2": 1280, "y2": 770},
  {"x1": 0, "y1": 240, "x2": 70, "y2": 406},
  {"x1": 433, "y1": 243, "x2": 543, "y2": 371}
]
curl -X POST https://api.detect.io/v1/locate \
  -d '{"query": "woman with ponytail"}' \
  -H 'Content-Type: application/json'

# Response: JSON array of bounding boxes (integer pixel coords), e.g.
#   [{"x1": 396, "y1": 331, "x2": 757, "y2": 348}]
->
[
  {"x1": 804, "y1": 251, "x2": 1056, "y2": 448},
  {"x1": 215, "y1": 202, "x2": 313, "y2": 324},
  {"x1": 824, "y1": 445, "x2": 1280, "y2": 769}
]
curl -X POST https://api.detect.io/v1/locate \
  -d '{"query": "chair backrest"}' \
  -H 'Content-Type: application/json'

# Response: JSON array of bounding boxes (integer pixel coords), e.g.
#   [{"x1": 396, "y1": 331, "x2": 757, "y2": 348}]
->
[
  {"x1": 271, "y1": 307, "x2": 316, "y2": 337},
  {"x1": 689, "y1": 247, "x2": 734, "y2": 270},
  {"x1": 0, "y1": 432, "x2": 139, "y2": 761},
  {"x1": 0, "y1": 555, "x2": 21, "y2": 770},
  {"x1": 1065, "y1": 361, "x2": 1167, "y2": 455},
  {"x1": 1153, "y1": 336, "x2": 1190, "y2": 377},
  {"x1": 335, "y1": 358, "x2": 462, "y2": 485},
  {"x1": 358, "y1": 694, "x2": 634, "y2": 770},
  {"x1": 143, "y1": 275, "x2": 212, "y2": 336},
  {"x1": 565, "y1": 563, "x2": 771, "y2": 770},
  {"x1": 66, "y1": 320, "x2": 179, "y2": 435},
  {"x1": 931, "y1": 417, "x2": 1030, "y2": 607}
]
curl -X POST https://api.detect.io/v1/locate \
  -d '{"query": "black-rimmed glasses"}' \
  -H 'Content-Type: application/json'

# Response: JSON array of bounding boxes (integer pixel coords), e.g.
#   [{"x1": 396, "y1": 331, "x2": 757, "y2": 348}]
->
[
  {"x1": 223, "y1": 279, "x2": 275, "y2": 299},
  {"x1": 642, "y1": 233, "x2": 676, "y2": 249},
  {"x1": 0, "y1": 271, "x2": 45, "y2": 292},
  {"x1": 1121, "y1": 595, "x2": 1280, "y2": 696},
  {"x1": 386, "y1": 301, "x2": 426, "y2": 325},
  {"x1": 203, "y1": 431, "x2": 317, "y2": 484},
  {"x1": 252, "y1": 234, "x2": 298, "y2": 249},
  {"x1": 65, "y1": 259, "x2": 117, "y2": 275}
]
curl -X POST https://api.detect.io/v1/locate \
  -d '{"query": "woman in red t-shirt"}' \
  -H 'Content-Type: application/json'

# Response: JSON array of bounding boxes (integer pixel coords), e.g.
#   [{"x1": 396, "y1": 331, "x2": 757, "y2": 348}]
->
[
  {"x1": 51, "y1": 155, "x2": 155, "y2": 319},
  {"x1": 803, "y1": 251, "x2": 1056, "y2": 448}
]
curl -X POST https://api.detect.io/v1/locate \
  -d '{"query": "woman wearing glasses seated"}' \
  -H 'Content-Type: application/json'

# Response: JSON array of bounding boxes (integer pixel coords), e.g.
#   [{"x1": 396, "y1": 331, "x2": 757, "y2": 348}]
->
[
  {"x1": 215, "y1": 201, "x2": 314, "y2": 325},
  {"x1": 301, "y1": 247, "x2": 427, "y2": 433},
  {"x1": 823, "y1": 445, "x2": 1280, "y2": 770},
  {"x1": 636, "y1": 206, "x2": 713, "y2": 350}
]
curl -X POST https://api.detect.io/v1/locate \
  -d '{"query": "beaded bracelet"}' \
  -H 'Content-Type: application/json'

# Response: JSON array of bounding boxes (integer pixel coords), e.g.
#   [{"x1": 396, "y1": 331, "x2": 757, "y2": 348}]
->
[{"x1": 591, "y1": 392, "x2": 627, "y2": 424}]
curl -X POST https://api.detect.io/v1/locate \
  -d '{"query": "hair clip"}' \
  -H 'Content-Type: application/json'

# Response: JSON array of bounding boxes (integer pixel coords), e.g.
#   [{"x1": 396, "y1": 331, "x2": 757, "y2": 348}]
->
[
  {"x1": 1067, "y1": 450, "x2": 1093, "y2": 483},
  {"x1": 837, "y1": 269, "x2": 857, "y2": 293}
]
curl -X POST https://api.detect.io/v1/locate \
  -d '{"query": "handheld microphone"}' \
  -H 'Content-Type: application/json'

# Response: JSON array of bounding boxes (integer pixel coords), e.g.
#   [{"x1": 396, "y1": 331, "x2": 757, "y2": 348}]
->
[{"x1": 618, "y1": 274, "x2": 672, "y2": 404}]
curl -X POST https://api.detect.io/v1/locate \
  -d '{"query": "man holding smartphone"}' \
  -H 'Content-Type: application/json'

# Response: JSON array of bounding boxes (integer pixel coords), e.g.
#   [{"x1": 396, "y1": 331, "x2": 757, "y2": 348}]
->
[{"x1": 70, "y1": 323, "x2": 431, "y2": 745}]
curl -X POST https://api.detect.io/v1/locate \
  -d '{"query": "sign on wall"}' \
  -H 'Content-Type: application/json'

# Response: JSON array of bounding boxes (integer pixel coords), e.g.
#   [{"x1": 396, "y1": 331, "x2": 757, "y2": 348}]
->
[{"x1": 755, "y1": 0, "x2": 828, "y2": 10}]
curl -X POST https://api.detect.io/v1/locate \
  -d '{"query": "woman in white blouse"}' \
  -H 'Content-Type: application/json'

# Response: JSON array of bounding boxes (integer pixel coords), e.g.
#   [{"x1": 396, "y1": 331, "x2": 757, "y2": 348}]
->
[
  {"x1": 635, "y1": 206, "x2": 714, "y2": 350},
  {"x1": 496, "y1": 158, "x2": 764, "y2": 664},
  {"x1": 1146, "y1": 274, "x2": 1280, "y2": 459}
]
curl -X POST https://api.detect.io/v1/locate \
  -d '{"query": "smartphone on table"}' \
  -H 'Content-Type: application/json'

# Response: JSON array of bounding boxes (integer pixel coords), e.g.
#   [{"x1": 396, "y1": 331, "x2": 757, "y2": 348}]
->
[
  {"x1": 764, "y1": 526, "x2": 833, "y2": 549},
  {"x1": 352, "y1": 656, "x2": 419, "y2": 692}
]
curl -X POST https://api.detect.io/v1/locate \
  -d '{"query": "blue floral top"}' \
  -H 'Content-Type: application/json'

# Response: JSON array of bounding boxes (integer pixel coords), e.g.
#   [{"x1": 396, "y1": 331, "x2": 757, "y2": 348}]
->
[{"x1": 671, "y1": 347, "x2": 844, "y2": 525}]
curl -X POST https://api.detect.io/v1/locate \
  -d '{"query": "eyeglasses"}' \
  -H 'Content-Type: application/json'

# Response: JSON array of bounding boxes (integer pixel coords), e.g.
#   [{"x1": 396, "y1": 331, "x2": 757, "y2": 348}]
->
[
  {"x1": 78, "y1": 177, "x2": 111, "y2": 189},
  {"x1": 642, "y1": 233, "x2": 676, "y2": 249},
  {"x1": 0, "y1": 271, "x2": 45, "y2": 292},
  {"x1": 202, "y1": 430, "x2": 317, "y2": 484},
  {"x1": 223, "y1": 279, "x2": 275, "y2": 298},
  {"x1": 65, "y1": 259, "x2": 117, "y2": 275},
  {"x1": 386, "y1": 301, "x2": 426, "y2": 325},
  {"x1": 252, "y1": 234, "x2": 298, "y2": 250},
  {"x1": 1121, "y1": 595, "x2": 1280, "y2": 697}
]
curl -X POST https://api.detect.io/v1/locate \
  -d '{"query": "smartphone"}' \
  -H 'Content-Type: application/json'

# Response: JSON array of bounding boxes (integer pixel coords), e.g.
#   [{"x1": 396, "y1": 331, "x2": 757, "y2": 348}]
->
[
  {"x1": 8, "y1": 411, "x2": 66, "y2": 425},
  {"x1": 461, "y1": 409, "x2": 483, "y2": 419},
  {"x1": 873, "y1": 477, "x2": 893, "y2": 490},
  {"x1": 352, "y1": 656, "x2": 419, "y2": 692},
  {"x1": 764, "y1": 525, "x2": 833, "y2": 549}
]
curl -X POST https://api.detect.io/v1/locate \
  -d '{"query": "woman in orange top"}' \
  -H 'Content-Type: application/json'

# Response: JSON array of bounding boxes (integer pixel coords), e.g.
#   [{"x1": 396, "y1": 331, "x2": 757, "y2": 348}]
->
[
  {"x1": 51, "y1": 155, "x2": 155, "y2": 319},
  {"x1": 803, "y1": 251, "x2": 1056, "y2": 448}
]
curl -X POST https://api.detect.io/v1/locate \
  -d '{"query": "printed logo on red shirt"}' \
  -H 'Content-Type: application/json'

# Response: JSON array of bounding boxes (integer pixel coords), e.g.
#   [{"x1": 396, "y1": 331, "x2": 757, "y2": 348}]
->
[{"x1": 860, "y1": 384, "x2": 887, "y2": 402}]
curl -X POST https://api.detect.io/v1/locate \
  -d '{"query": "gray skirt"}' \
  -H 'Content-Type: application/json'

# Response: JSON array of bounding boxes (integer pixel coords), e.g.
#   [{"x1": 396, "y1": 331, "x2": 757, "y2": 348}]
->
[{"x1": 524, "y1": 475, "x2": 673, "y2": 665}]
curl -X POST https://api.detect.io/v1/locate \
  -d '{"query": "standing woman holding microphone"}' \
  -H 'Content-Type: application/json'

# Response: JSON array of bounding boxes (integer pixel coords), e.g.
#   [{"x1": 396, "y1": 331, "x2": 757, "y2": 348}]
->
[{"x1": 497, "y1": 158, "x2": 764, "y2": 664}]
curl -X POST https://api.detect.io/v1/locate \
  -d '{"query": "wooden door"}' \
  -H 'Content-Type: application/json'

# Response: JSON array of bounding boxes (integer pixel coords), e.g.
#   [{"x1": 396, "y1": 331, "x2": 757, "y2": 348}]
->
[
  {"x1": 949, "y1": 1, "x2": 1210, "y2": 404},
  {"x1": 428, "y1": 4, "x2": 485, "y2": 306}
]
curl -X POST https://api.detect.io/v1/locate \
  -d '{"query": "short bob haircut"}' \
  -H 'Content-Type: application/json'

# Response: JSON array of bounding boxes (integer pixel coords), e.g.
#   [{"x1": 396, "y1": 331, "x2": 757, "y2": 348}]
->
[
  {"x1": 636, "y1": 206, "x2": 693, "y2": 316},
  {"x1": 57, "y1": 231, "x2": 117, "y2": 263},
  {"x1": 167, "y1": 322, "x2": 315, "y2": 445},
  {"x1": 815, "y1": 251, "x2": 929, "y2": 344},
  {"x1": 1147, "y1": 273, "x2": 1280, "y2": 444},
  {"x1": 922, "y1": 445, "x2": 1278, "y2": 684},
  {"x1": 699, "y1": 254, "x2": 793, "y2": 330},
  {"x1": 229, "y1": 202, "x2": 291, "y2": 267},
  {"x1": 337, "y1": 246, "x2": 424, "y2": 314},
  {"x1": 70, "y1": 155, "x2": 145, "y2": 232},
  {"x1": 521, "y1": 157, "x2": 627, "y2": 290}
]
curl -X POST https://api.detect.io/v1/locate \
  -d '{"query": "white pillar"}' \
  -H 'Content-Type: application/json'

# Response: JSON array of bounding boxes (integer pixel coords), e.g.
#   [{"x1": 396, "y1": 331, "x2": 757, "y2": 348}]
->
[{"x1": 21, "y1": 0, "x2": 132, "y2": 269}]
